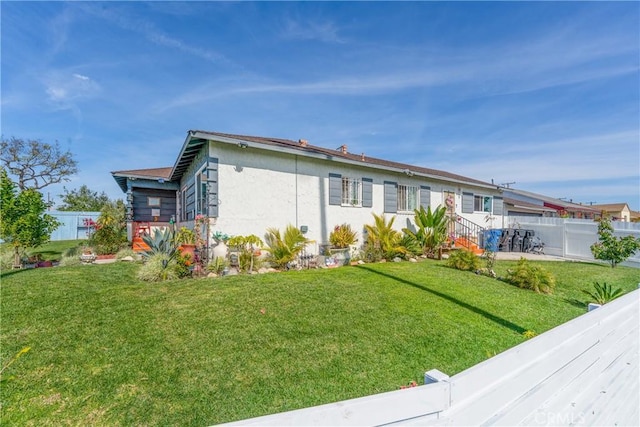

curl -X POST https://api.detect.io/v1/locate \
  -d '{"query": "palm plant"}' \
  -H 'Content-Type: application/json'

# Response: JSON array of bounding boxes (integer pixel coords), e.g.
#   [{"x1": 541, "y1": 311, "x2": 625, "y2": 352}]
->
[
  {"x1": 364, "y1": 213, "x2": 405, "y2": 260},
  {"x1": 263, "y1": 225, "x2": 309, "y2": 269},
  {"x1": 403, "y1": 205, "x2": 449, "y2": 258},
  {"x1": 582, "y1": 281, "x2": 624, "y2": 305}
]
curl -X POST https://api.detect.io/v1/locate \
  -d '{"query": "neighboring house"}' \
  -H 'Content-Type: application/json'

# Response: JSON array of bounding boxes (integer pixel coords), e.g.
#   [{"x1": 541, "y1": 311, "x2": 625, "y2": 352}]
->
[
  {"x1": 502, "y1": 188, "x2": 599, "y2": 219},
  {"x1": 591, "y1": 203, "x2": 633, "y2": 222},
  {"x1": 112, "y1": 130, "x2": 507, "y2": 254}
]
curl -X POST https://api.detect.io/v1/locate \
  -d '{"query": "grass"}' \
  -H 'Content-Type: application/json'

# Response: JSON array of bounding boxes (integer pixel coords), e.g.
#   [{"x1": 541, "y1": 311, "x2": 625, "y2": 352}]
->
[
  {"x1": 1, "y1": 258, "x2": 638, "y2": 425},
  {"x1": 0, "y1": 240, "x2": 85, "y2": 263}
]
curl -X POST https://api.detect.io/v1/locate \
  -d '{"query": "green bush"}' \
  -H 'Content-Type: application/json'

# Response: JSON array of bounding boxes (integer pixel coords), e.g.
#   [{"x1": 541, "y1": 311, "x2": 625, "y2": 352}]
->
[
  {"x1": 59, "y1": 254, "x2": 82, "y2": 267},
  {"x1": 329, "y1": 224, "x2": 358, "y2": 249},
  {"x1": 446, "y1": 249, "x2": 481, "y2": 271},
  {"x1": 582, "y1": 281, "x2": 623, "y2": 305},
  {"x1": 506, "y1": 257, "x2": 556, "y2": 294},
  {"x1": 264, "y1": 225, "x2": 308, "y2": 269},
  {"x1": 207, "y1": 256, "x2": 229, "y2": 275},
  {"x1": 115, "y1": 248, "x2": 138, "y2": 260},
  {"x1": 137, "y1": 253, "x2": 179, "y2": 282}
]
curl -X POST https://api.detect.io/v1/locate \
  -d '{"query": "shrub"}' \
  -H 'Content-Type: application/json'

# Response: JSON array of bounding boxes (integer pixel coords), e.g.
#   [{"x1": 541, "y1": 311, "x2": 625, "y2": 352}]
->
[
  {"x1": 207, "y1": 256, "x2": 228, "y2": 275},
  {"x1": 364, "y1": 213, "x2": 406, "y2": 260},
  {"x1": 446, "y1": 249, "x2": 481, "y2": 271},
  {"x1": 174, "y1": 252, "x2": 192, "y2": 278},
  {"x1": 227, "y1": 234, "x2": 264, "y2": 273},
  {"x1": 137, "y1": 253, "x2": 178, "y2": 282},
  {"x1": 59, "y1": 255, "x2": 82, "y2": 267},
  {"x1": 90, "y1": 200, "x2": 127, "y2": 254},
  {"x1": 402, "y1": 205, "x2": 449, "y2": 257},
  {"x1": 582, "y1": 281, "x2": 623, "y2": 305},
  {"x1": 329, "y1": 224, "x2": 357, "y2": 248},
  {"x1": 506, "y1": 257, "x2": 555, "y2": 294},
  {"x1": 115, "y1": 247, "x2": 138, "y2": 260},
  {"x1": 264, "y1": 225, "x2": 308, "y2": 269},
  {"x1": 175, "y1": 227, "x2": 196, "y2": 245}
]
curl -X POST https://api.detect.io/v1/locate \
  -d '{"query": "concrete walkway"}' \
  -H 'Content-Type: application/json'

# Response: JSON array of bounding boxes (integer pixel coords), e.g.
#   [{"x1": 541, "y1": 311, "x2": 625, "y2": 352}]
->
[{"x1": 494, "y1": 251, "x2": 568, "y2": 261}]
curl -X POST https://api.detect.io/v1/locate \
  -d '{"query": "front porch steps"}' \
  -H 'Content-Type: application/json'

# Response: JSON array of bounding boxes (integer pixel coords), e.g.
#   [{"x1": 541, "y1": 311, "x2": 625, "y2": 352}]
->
[
  {"x1": 453, "y1": 237, "x2": 484, "y2": 255},
  {"x1": 132, "y1": 236, "x2": 150, "y2": 252}
]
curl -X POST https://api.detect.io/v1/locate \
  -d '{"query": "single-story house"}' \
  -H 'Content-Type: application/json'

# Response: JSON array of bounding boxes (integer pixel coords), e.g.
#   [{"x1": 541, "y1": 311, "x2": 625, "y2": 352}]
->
[
  {"x1": 591, "y1": 203, "x2": 633, "y2": 222},
  {"x1": 112, "y1": 130, "x2": 508, "y2": 255},
  {"x1": 501, "y1": 188, "x2": 600, "y2": 219}
]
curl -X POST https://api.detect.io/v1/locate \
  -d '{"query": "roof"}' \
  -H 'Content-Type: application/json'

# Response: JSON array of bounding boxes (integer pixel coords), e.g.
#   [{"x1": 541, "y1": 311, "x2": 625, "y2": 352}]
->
[
  {"x1": 590, "y1": 203, "x2": 630, "y2": 212},
  {"x1": 503, "y1": 197, "x2": 556, "y2": 213},
  {"x1": 503, "y1": 187, "x2": 600, "y2": 213},
  {"x1": 111, "y1": 167, "x2": 173, "y2": 192},
  {"x1": 171, "y1": 130, "x2": 496, "y2": 189}
]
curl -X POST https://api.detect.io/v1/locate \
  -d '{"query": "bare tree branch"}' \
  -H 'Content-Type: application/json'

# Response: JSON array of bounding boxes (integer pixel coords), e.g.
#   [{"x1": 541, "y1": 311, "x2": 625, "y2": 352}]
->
[{"x1": 1, "y1": 137, "x2": 79, "y2": 190}]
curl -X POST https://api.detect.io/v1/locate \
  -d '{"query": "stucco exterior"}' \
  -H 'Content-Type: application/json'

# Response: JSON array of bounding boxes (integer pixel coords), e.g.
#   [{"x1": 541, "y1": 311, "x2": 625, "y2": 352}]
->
[{"x1": 188, "y1": 138, "x2": 503, "y2": 253}]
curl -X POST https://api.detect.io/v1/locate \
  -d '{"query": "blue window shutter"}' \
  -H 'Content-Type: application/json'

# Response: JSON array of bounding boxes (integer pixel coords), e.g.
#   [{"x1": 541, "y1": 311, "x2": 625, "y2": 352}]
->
[
  {"x1": 420, "y1": 186, "x2": 431, "y2": 209},
  {"x1": 384, "y1": 181, "x2": 397, "y2": 213},
  {"x1": 462, "y1": 192, "x2": 474, "y2": 213},
  {"x1": 493, "y1": 196, "x2": 503, "y2": 216},
  {"x1": 329, "y1": 173, "x2": 341, "y2": 205},
  {"x1": 362, "y1": 178, "x2": 373, "y2": 207},
  {"x1": 207, "y1": 157, "x2": 219, "y2": 218}
]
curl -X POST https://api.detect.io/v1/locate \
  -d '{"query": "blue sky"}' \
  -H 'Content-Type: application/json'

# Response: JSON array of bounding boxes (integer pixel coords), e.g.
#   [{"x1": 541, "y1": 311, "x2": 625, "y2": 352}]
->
[{"x1": 2, "y1": 1, "x2": 639, "y2": 211}]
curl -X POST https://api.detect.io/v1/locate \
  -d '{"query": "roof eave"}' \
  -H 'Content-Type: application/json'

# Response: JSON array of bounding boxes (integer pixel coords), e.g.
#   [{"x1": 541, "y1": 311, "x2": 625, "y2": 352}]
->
[{"x1": 185, "y1": 131, "x2": 498, "y2": 191}]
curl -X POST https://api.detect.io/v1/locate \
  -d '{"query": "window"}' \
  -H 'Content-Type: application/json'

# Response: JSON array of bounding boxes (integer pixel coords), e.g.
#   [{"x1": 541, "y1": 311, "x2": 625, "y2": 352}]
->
[
  {"x1": 398, "y1": 185, "x2": 419, "y2": 212},
  {"x1": 474, "y1": 195, "x2": 492, "y2": 212},
  {"x1": 196, "y1": 170, "x2": 207, "y2": 215},
  {"x1": 147, "y1": 197, "x2": 161, "y2": 207},
  {"x1": 341, "y1": 177, "x2": 361, "y2": 206}
]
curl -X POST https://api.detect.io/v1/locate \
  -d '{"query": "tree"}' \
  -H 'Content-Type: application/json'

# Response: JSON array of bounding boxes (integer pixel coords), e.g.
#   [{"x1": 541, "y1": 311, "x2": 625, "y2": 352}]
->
[
  {"x1": 0, "y1": 169, "x2": 60, "y2": 267},
  {"x1": 1, "y1": 137, "x2": 78, "y2": 190},
  {"x1": 58, "y1": 185, "x2": 111, "y2": 211},
  {"x1": 590, "y1": 217, "x2": 640, "y2": 268}
]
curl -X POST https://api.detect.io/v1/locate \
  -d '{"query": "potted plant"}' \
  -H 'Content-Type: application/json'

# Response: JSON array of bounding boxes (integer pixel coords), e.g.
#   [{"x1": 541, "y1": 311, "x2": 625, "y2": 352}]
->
[
  {"x1": 79, "y1": 246, "x2": 96, "y2": 264},
  {"x1": 329, "y1": 224, "x2": 358, "y2": 266},
  {"x1": 176, "y1": 226, "x2": 196, "y2": 260}
]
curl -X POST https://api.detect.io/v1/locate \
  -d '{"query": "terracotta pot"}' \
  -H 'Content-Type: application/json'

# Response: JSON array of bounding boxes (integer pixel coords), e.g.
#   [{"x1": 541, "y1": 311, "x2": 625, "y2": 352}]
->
[{"x1": 179, "y1": 244, "x2": 197, "y2": 262}]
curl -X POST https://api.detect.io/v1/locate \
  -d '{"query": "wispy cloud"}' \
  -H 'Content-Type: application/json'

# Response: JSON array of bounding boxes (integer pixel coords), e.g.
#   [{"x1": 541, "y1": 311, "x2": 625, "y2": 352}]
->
[
  {"x1": 44, "y1": 71, "x2": 100, "y2": 105},
  {"x1": 280, "y1": 17, "x2": 345, "y2": 43}
]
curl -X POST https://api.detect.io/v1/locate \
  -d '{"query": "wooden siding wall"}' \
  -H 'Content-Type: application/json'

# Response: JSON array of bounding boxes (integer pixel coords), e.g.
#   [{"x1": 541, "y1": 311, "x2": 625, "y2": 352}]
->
[{"x1": 132, "y1": 188, "x2": 176, "y2": 222}]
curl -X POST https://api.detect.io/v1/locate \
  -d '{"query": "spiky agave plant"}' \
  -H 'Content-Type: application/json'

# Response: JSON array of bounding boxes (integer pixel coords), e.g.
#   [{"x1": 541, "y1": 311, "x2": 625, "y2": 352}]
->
[
  {"x1": 141, "y1": 227, "x2": 178, "y2": 263},
  {"x1": 582, "y1": 281, "x2": 624, "y2": 305}
]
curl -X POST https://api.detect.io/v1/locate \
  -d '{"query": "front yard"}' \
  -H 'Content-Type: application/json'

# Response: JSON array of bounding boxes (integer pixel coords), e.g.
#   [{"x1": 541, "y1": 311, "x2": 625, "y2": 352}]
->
[{"x1": 1, "y1": 258, "x2": 638, "y2": 425}]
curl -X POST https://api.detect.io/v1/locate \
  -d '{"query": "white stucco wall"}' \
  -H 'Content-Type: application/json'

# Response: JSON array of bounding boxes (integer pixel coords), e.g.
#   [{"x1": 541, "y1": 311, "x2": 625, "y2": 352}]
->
[{"x1": 205, "y1": 142, "x2": 502, "y2": 253}]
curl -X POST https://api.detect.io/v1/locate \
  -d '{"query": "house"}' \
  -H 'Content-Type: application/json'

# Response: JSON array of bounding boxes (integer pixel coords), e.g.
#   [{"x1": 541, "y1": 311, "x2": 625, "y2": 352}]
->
[
  {"x1": 501, "y1": 188, "x2": 600, "y2": 219},
  {"x1": 112, "y1": 130, "x2": 507, "y2": 255},
  {"x1": 591, "y1": 203, "x2": 633, "y2": 222}
]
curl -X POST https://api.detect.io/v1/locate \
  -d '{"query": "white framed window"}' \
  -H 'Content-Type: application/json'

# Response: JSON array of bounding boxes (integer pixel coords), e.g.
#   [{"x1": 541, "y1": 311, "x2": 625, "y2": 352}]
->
[
  {"x1": 398, "y1": 185, "x2": 419, "y2": 212},
  {"x1": 341, "y1": 177, "x2": 361, "y2": 206},
  {"x1": 474, "y1": 195, "x2": 492, "y2": 213}
]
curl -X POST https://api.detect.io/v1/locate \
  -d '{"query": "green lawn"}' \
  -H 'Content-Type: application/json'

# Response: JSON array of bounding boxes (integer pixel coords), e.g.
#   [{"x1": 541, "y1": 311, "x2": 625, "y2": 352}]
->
[{"x1": 1, "y1": 259, "x2": 638, "y2": 426}]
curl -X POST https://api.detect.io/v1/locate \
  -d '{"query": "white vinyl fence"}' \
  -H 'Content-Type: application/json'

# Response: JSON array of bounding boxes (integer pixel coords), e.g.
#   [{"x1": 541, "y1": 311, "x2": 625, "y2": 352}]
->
[{"x1": 506, "y1": 216, "x2": 640, "y2": 268}]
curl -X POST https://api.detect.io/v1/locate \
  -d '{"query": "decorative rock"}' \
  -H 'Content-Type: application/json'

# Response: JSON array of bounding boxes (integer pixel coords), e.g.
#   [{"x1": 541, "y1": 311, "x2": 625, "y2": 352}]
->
[
  {"x1": 393, "y1": 257, "x2": 402, "y2": 263},
  {"x1": 121, "y1": 256, "x2": 135, "y2": 262},
  {"x1": 207, "y1": 272, "x2": 217, "y2": 278},
  {"x1": 258, "y1": 267, "x2": 269, "y2": 274},
  {"x1": 357, "y1": 260, "x2": 365, "y2": 265},
  {"x1": 441, "y1": 254, "x2": 450, "y2": 260},
  {"x1": 409, "y1": 258, "x2": 418, "y2": 263}
]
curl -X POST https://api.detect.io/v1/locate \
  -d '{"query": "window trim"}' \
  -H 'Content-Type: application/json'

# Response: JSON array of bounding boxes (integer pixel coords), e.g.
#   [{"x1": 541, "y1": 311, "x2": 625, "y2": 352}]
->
[
  {"x1": 147, "y1": 196, "x2": 161, "y2": 207},
  {"x1": 341, "y1": 177, "x2": 362, "y2": 207},
  {"x1": 473, "y1": 194, "x2": 493, "y2": 213},
  {"x1": 397, "y1": 184, "x2": 419, "y2": 212}
]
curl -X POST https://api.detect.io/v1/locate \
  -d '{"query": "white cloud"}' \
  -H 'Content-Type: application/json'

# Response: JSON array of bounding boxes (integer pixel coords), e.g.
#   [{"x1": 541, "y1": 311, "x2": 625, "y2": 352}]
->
[{"x1": 44, "y1": 71, "x2": 100, "y2": 104}]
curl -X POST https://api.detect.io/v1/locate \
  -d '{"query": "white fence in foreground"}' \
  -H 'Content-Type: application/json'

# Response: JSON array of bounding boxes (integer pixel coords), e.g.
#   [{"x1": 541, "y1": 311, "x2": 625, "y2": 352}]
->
[
  {"x1": 506, "y1": 216, "x2": 640, "y2": 268},
  {"x1": 221, "y1": 289, "x2": 640, "y2": 426}
]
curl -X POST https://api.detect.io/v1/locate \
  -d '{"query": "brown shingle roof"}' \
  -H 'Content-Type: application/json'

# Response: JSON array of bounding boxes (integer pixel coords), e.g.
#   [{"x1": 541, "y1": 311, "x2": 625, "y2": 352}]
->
[
  {"x1": 189, "y1": 130, "x2": 493, "y2": 188},
  {"x1": 111, "y1": 167, "x2": 172, "y2": 179}
]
